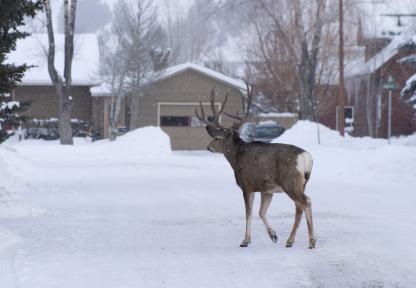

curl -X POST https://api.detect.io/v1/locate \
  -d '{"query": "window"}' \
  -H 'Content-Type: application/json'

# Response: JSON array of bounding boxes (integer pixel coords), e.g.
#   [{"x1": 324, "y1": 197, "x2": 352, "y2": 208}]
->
[
  {"x1": 160, "y1": 116, "x2": 190, "y2": 127},
  {"x1": 160, "y1": 116, "x2": 215, "y2": 127},
  {"x1": 336, "y1": 106, "x2": 355, "y2": 132}
]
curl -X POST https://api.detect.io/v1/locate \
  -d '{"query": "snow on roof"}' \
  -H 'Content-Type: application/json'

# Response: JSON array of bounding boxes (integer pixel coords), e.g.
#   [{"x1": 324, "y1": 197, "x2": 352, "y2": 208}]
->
[
  {"x1": 146, "y1": 62, "x2": 247, "y2": 91},
  {"x1": 346, "y1": 33, "x2": 416, "y2": 77},
  {"x1": 6, "y1": 33, "x2": 100, "y2": 86},
  {"x1": 257, "y1": 112, "x2": 297, "y2": 118},
  {"x1": 90, "y1": 82, "x2": 112, "y2": 97},
  {"x1": 91, "y1": 63, "x2": 247, "y2": 97},
  {"x1": 402, "y1": 73, "x2": 416, "y2": 96}
]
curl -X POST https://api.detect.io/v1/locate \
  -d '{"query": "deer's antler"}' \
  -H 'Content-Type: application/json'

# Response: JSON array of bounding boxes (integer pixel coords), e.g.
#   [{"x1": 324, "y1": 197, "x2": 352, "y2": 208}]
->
[
  {"x1": 224, "y1": 82, "x2": 254, "y2": 127},
  {"x1": 195, "y1": 88, "x2": 228, "y2": 128}
]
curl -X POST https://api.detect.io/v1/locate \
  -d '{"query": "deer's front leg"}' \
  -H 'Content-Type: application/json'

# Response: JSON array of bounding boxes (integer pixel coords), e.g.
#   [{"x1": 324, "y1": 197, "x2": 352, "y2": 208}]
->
[
  {"x1": 241, "y1": 192, "x2": 254, "y2": 247},
  {"x1": 260, "y1": 193, "x2": 277, "y2": 243}
]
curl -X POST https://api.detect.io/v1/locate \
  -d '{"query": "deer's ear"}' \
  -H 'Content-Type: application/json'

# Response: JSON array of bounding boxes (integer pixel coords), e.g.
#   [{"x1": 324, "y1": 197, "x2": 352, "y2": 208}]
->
[{"x1": 206, "y1": 126, "x2": 223, "y2": 138}]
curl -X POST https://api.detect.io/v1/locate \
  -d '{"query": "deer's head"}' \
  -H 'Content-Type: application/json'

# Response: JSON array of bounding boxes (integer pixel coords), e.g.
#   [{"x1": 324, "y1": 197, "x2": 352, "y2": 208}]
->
[{"x1": 195, "y1": 85, "x2": 254, "y2": 154}]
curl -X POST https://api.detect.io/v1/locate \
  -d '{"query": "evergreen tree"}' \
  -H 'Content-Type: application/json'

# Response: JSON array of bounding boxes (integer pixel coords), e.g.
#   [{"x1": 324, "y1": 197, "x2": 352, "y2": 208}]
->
[{"x1": 0, "y1": 0, "x2": 43, "y2": 143}]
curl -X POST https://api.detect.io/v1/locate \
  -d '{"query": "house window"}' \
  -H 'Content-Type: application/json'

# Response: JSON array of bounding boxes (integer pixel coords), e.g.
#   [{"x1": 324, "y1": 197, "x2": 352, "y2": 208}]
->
[
  {"x1": 336, "y1": 106, "x2": 355, "y2": 132},
  {"x1": 344, "y1": 106, "x2": 354, "y2": 121},
  {"x1": 160, "y1": 116, "x2": 215, "y2": 127},
  {"x1": 160, "y1": 116, "x2": 190, "y2": 127}
]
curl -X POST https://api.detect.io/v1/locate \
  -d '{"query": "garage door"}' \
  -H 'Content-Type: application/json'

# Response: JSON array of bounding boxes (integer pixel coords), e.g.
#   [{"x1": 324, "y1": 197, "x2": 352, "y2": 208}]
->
[{"x1": 158, "y1": 103, "x2": 221, "y2": 150}]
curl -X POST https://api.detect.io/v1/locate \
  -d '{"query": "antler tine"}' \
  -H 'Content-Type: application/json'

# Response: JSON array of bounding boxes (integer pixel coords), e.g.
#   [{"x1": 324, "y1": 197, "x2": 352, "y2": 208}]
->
[
  {"x1": 217, "y1": 91, "x2": 229, "y2": 116},
  {"x1": 195, "y1": 101, "x2": 216, "y2": 127},
  {"x1": 224, "y1": 111, "x2": 242, "y2": 122},
  {"x1": 244, "y1": 82, "x2": 254, "y2": 119},
  {"x1": 195, "y1": 102, "x2": 206, "y2": 121},
  {"x1": 209, "y1": 88, "x2": 220, "y2": 123},
  {"x1": 223, "y1": 82, "x2": 254, "y2": 127}
]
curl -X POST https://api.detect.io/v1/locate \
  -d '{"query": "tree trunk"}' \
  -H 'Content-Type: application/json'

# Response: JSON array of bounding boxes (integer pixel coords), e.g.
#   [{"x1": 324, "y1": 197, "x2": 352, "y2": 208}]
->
[
  {"x1": 59, "y1": 90, "x2": 73, "y2": 144},
  {"x1": 109, "y1": 91, "x2": 123, "y2": 141},
  {"x1": 129, "y1": 93, "x2": 140, "y2": 130},
  {"x1": 44, "y1": 0, "x2": 76, "y2": 145}
]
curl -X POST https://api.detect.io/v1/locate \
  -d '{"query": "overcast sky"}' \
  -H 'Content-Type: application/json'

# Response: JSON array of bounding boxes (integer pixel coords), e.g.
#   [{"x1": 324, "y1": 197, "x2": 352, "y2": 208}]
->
[{"x1": 102, "y1": 0, "x2": 195, "y2": 20}]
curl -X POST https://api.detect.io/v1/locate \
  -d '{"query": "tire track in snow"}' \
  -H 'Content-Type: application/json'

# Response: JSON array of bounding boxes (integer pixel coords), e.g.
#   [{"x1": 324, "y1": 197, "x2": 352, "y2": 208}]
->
[{"x1": 0, "y1": 227, "x2": 21, "y2": 288}]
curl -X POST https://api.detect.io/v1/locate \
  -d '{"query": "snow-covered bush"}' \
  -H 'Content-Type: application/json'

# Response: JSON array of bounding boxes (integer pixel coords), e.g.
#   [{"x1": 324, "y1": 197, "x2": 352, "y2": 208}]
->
[
  {"x1": 24, "y1": 118, "x2": 94, "y2": 140},
  {"x1": 0, "y1": 99, "x2": 28, "y2": 143}
]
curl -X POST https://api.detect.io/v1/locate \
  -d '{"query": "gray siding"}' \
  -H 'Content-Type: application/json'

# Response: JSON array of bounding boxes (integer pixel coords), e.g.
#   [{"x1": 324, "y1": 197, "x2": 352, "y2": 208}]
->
[
  {"x1": 134, "y1": 70, "x2": 244, "y2": 150},
  {"x1": 14, "y1": 85, "x2": 92, "y2": 123}
]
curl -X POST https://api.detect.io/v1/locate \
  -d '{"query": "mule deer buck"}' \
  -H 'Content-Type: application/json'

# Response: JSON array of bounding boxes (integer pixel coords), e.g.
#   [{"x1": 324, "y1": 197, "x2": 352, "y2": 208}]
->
[{"x1": 196, "y1": 86, "x2": 316, "y2": 248}]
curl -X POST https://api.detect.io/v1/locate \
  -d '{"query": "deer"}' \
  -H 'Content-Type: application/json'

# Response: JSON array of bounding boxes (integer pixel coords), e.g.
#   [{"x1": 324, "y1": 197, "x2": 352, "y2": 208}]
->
[{"x1": 195, "y1": 86, "x2": 316, "y2": 249}]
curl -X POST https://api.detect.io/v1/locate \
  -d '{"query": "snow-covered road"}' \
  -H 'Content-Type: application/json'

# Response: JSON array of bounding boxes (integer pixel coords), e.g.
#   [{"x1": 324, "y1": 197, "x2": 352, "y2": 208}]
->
[{"x1": 1, "y1": 124, "x2": 416, "y2": 287}]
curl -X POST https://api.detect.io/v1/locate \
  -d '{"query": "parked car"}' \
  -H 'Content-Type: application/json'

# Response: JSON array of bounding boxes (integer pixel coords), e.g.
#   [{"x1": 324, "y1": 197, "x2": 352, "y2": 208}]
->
[{"x1": 240, "y1": 122, "x2": 285, "y2": 143}]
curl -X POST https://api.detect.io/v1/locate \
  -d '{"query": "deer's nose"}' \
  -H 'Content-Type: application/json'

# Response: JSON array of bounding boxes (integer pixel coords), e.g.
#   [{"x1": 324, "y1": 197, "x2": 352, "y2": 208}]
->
[{"x1": 207, "y1": 146, "x2": 214, "y2": 152}]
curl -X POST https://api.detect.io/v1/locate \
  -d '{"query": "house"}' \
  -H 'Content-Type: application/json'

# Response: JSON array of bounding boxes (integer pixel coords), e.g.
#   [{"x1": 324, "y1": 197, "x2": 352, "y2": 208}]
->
[
  {"x1": 7, "y1": 33, "x2": 100, "y2": 131},
  {"x1": 8, "y1": 34, "x2": 295, "y2": 150},
  {"x1": 92, "y1": 63, "x2": 248, "y2": 150},
  {"x1": 345, "y1": 33, "x2": 416, "y2": 137}
]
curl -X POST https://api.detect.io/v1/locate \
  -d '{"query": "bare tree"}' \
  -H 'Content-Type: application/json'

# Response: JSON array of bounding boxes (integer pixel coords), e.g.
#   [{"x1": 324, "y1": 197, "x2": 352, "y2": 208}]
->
[
  {"x1": 243, "y1": 0, "x2": 332, "y2": 120},
  {"x1": 99, "y1": 0, "x2": 166, "y2": 139},
  {"x1": 98, "y1": 31, "x2": 127, "y2": 141},
  {"x1": 44, "y1": 0, "x2": 77, "y2": 145},
  {"x1": 58, "y1": 0, "x2": 112, "y2": 33}
]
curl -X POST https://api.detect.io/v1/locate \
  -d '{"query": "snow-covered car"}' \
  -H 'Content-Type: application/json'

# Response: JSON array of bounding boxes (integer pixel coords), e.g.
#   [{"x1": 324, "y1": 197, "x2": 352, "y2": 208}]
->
[{"x1": 240, "y1": 122, "x2": 285, "y2": 143}]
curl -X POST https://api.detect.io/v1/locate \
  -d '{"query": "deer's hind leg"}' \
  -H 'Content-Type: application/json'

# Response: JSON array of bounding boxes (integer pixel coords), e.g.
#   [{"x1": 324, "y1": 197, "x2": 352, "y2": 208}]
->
[
  {"x1": 286, "y1": 203, "x2": 303, "y2": 247},
  {"x1": 259, "y1": 193, "x2": 277, "y2": 243},
  {"x1": 303, "y1": 195, "x2": 316, "y2": 249},
  {"x1": 285, "y1": 179, "x2": 316, "y2": 249},
  {"x1": 240, "y1": 192, "x2": 254, "y2": 247}
]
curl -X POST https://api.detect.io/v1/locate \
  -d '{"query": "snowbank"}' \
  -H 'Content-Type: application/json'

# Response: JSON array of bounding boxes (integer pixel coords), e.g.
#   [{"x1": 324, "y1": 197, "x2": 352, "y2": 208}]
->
[
  {"x1": 0, "y1": 226, "x2": 20, "y2": 252},
  {"x1": 272, "y1": 121, "x2": 416, "y2": 186},
  {"x1": 0, "y1": 151, "x2": 45, "y2": 219},
  {"x1": 273, "y1": 120, "x2": 412, "y2": 149},
  {"x1": 2, "y1": 126, "x2": 172, "y2": 167},
  {"x1": 103, "y1": 126, "x2": 171, "y2": 157},
  {"x1": 0, "y1": 187, "x2": 44, "y2": 219}
]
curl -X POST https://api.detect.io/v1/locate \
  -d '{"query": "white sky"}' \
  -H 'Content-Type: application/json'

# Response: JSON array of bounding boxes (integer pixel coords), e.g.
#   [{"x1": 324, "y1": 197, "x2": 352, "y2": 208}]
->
[{"x1": 102, "y1": 0, "x2": 195, "y2": 21}]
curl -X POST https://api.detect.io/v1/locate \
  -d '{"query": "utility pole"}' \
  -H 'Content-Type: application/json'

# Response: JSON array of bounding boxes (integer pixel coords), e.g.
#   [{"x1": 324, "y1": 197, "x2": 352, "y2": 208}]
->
[{"x1": 338, "y1": 0, "x2": 345, "y2": 136}]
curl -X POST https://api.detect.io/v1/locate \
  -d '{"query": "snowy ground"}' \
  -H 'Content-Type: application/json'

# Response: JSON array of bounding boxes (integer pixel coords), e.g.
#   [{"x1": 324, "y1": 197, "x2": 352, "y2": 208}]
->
[{"x1": 1, "y1": 123, "x2": 416, "y2": 288}]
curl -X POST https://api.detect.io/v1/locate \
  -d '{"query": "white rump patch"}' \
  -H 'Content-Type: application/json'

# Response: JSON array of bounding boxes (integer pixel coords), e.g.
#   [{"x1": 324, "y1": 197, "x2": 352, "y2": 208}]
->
[{"x1": 296, "y1": 152, "x2": 313, "y2": 175}]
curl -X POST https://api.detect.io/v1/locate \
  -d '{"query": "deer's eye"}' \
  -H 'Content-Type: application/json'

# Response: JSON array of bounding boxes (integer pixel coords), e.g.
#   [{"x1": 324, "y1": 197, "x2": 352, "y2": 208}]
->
[{"x1": 214, "y1": 137, "x2": 222, "y2": 141}]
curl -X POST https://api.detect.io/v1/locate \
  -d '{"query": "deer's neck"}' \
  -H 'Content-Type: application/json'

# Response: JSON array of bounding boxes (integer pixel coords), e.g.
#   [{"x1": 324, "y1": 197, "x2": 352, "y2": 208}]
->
[{"x1": 223, "y1": 137, "x2": 244, "y2": 169}]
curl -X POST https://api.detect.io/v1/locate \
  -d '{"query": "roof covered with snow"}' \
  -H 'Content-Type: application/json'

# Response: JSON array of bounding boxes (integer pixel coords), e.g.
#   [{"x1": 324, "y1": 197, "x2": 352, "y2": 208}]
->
[
  {"x1": 6, "y1": 34, "x2": 100, "y2": 86},
  {"x1": 90, "y1": 82, "x2": 112, "y2": 97},
  {"x1": 346, "y1": 33, "x2": 416, "y2": 77},
  {"x1": 145, "y1": 62, "x2": 247, "y2": 91},
  {"x1": 92, "y1": 62, "x2": 247, "y2": 97}
]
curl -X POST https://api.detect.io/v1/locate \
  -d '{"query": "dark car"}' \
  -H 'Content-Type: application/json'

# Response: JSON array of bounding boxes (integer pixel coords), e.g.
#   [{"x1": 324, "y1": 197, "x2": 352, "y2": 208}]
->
[{"x1": 240, "y1": 122, "x2": 285, "y2": 143}]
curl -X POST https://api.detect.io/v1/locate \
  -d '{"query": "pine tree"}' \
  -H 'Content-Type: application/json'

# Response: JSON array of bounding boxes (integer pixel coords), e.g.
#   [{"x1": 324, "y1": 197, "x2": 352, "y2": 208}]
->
[{"x1": 0, "y1": 0, "x2": 43, "y2": 143}]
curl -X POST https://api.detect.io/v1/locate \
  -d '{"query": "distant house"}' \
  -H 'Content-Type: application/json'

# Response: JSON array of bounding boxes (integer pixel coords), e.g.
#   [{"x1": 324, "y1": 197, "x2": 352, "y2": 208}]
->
[
  {"x1": 8, "y1": 35, "x2": 296, "y2": 150},
  {"x1": 92, "y1": 63, "x2": 248, "y2": 150},
  {"x1": 7, "y1": 33, "x2": 100, "y2": 131},
  {"x1": 345, "y1": 34, "x2": 416, "y2": 137}
]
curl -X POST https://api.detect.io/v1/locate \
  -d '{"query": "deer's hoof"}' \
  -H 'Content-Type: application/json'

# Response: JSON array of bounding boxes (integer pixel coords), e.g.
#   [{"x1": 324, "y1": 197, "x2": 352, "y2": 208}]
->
[
  {"x1": 286, "y1": 240, "x2": 293, "y2": 248},
  {"x1": 308, "y1": 238, "x2": 316, "y2": 249},
  {"x1": 268, "y1": 230, "x2": 278, "y2": 243},
  {"x1": 240, "y1": 239, "x2": 251, "y2": 247}
]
